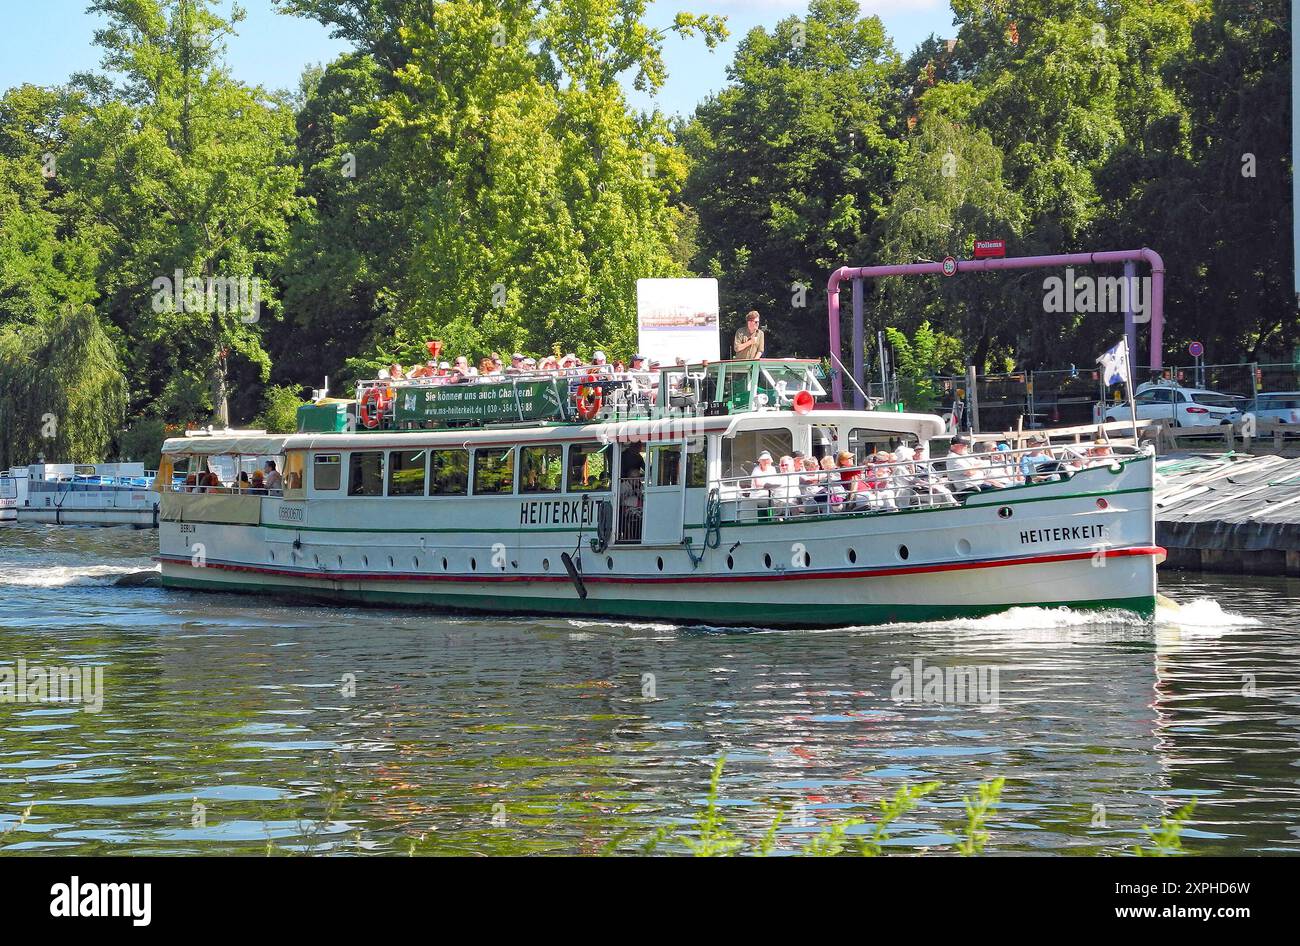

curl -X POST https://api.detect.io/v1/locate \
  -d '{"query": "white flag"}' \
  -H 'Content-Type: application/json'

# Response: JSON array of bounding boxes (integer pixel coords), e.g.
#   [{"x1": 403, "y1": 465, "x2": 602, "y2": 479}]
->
[{"x1": 1097, "y1": 339, "x2": 1130, "y2": 387}]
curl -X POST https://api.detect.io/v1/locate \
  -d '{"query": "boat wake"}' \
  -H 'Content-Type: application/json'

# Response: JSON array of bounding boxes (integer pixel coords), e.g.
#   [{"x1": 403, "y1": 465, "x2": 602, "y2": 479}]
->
[{"x1": 0, "y1": 563, "x2": 159, "y2": 589}]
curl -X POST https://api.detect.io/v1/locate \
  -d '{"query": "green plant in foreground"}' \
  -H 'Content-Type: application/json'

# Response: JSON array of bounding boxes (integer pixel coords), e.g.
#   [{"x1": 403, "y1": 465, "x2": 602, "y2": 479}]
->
[
  {"x1": 681, "y1": 756, "x2": 745, "y2": 856},
  {"x1": 857, "y1": 781, "x2": 942, "y2": 857},
  {"x1": 955, "y1": 777, "x2": 1005, "y2": 856},
  {"x1": 1134, "y1": 800, "x2": 1196, "y2": 857}
]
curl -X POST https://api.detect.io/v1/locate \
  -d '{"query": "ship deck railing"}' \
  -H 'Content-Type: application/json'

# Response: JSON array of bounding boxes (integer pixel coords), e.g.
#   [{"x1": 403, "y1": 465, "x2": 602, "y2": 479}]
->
[{"x1": 713, "y1": 443, "x2": 1139, "y2": 523}]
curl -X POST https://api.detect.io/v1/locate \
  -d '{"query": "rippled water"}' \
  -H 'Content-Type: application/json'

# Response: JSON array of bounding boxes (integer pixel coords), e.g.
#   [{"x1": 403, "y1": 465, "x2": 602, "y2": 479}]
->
[{"x1": 0, "y1": 524, "x2": 1295, "y2": 855}]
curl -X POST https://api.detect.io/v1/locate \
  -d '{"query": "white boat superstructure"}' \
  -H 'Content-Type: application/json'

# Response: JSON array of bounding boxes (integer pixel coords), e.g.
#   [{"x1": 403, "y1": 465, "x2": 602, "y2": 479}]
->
[
  {"x1": 4, "y1": 463, "x2": 160, "y2": 528},
  {"x1": 154, "y1": 359, "x2": 1160, "y2": 626}
]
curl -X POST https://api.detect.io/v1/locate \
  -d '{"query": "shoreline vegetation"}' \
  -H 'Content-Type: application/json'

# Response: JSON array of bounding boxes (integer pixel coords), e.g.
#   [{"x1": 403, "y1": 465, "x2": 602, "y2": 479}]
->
[{"x1": 0, "y1": 1, "x2": 1290, "y2": 472}]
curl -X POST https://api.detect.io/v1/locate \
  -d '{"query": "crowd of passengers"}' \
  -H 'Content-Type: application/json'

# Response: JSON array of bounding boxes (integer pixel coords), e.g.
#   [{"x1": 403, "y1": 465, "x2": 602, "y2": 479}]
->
[
  {"x1": 180, "y1": 460, "x2": 295, "y2": 494},
  {"x1": 744, "y1": 433, "x2": 1119, "y2": 515},
  {"x1": 378, "y1": 348, "x2": 663, "y2": 382}
]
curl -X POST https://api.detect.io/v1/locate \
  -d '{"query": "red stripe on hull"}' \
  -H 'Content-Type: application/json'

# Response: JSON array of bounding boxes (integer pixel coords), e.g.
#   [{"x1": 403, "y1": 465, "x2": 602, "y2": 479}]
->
[{"x1": 157, "y1": 546, "x2": 1165, "y2": 585}]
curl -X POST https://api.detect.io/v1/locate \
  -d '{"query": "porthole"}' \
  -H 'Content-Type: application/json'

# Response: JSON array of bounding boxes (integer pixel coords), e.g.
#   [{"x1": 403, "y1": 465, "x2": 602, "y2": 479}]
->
[
  {"x1": 656, "y1": 557, "x2": 664, "y2": 572},
  {"x1": 387, "y1": 555, "x2": 394, "y2": 569},
  {"x1": 362, "y1": 554, "x2": 369, "y2": 568},
  {"x1": 997, "y1": 506, "x2": 1013, "y2": 519},
  {"x1": 606, "y1": 556, "x2": 614, "y2": 570},
  {"x1": 1096, "y1": 498, "x2": 1109, "y2": 510},
  {"x1": 441, "y1": 557, "x2": 448, "y2": 571},
  {"x1": 847, "y1": 548, "x2": 857, "y2": 564},
  {"x1": 802, "y1": 550, "x2": 812, "y2": 568},
  {"x1": 268, "y1": 550, "x2": 275, "y2": 562},
  {"x1": 470, "y1": 557, "x2": 477, "y2": 571},
  {"x1": 956, "y1": 538, "x2": 972, "y2": 556},
  {"x1": 543, "y1": 558, "x2": 550, "y2": 572},
  {"x1": 898, "y1": 545, "x2": 909, "y2": 561},
  {"x1": 313, "y1": 554, "x2": 320, "y2": 567},
  {"x1": 763, "y1": 553, "x2": 772, "y2": 568},
  {"x1": 338, "y1": 555, "x2": 344, "y2": 569},
  {"x1": 726, "y1": 554, "x2": 734, "y2": 570},
  {"x1": 412, "y1": 556, "x2": 419, "y2": 569}
]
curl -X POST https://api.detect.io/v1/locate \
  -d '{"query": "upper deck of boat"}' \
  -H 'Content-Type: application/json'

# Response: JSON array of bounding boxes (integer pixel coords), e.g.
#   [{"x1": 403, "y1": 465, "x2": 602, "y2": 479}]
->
[{"x1": 162, "y1": 358, "x2": 948, "y2": 458}]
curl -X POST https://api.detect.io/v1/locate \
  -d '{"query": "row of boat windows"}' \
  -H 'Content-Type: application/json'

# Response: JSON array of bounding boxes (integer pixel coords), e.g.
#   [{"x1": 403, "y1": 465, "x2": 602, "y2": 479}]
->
[{"x1": 312, "y1": 443, "x2": 707, "y2": 497}]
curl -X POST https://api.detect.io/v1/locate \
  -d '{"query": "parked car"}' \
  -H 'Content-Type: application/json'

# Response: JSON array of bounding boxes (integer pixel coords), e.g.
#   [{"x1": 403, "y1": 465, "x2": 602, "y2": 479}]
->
[
  {"x1": 1099, "y1": 382, "x2": 1245, "y2": 427},
  {"x1": 1247, "y1": 391, "x2": 1300, "y2": 425}
]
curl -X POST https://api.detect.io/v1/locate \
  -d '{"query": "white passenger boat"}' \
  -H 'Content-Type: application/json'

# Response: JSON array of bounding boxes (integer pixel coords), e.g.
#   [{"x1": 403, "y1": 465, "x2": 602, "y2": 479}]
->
[
  {"x1": 154, "y1": 358, "x2": 1161, "y2": 626},
  {"x1": 5, "y1": 463, "x2": 161, "y2": 527}
]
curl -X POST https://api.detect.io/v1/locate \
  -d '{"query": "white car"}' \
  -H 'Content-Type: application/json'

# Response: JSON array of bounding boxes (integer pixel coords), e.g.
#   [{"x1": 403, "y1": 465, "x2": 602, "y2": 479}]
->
[
  {"x1": 1101, "y1": 383, "x2": 1245, "y2": 427},
  {"x1": 1247, "y1": 391, "x2": 1300, "y2": 424}
]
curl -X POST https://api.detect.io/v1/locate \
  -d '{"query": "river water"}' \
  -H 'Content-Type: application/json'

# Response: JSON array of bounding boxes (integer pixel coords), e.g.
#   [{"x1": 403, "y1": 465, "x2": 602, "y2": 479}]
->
[{"x1": 0, "y1": 524, "x2": 1294, "y2": 856}]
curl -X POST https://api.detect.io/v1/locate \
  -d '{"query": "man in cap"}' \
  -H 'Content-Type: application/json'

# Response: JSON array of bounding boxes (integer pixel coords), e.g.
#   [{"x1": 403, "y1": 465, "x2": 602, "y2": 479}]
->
[
  {"x1": 592, "y1": 350, "x2": 608, "y2": 367},
  {"x1": 630, "y1": 353, "x2": 647, "y2": 371},
  {"x1": 733, "y1": 310, "x2": 765, "y2": 360},
  {"x1": 944, "y1": 434, "x2": 985, "y2": 493}
]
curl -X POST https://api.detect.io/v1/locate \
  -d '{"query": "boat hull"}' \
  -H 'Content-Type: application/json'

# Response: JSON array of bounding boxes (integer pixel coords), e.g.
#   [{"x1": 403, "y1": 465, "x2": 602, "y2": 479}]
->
[
  {"x1": 158, "y1": 548, "x2": 1158, "y2": 625},
  {"x1": 156, "y1": 455, "x2": 1160, "y2": 627},
  {"x1": 18, "y1": 507, "x2": 158, "y2": 528}
]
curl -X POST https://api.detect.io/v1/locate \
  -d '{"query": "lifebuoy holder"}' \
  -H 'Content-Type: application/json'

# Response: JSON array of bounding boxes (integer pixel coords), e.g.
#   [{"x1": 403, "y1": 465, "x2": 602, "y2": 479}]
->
[
  {"x1": 574, "y1": 376, "x2": 603, "y2": 421},
  {"x1": 360, "y1": 386, "x2": 392, "y2": 429}
]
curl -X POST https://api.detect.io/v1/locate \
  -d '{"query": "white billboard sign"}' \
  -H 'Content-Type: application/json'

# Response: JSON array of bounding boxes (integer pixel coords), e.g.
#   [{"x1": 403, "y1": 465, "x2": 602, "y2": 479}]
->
[{"x1": 636, "y1": 278, "x2": 720, "y2": 365}]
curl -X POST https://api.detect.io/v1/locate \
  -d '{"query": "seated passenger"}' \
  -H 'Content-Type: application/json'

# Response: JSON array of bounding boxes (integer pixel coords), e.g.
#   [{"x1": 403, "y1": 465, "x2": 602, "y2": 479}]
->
[
  {"x1": 772, "y1": 455, "x2": 803, "y2": 515},
  {"x1": 836, "y1": 451, "x2": 868, "y2": 511},
  {"x1": 749, "y1": 451, "x2": 783, "y2": 497},
  {"x1": 974, "y1": 442, "x2": 1014, "y2": 489},
  {"x1": 944, "y1": 436, "x2": 986, "y2": 494},
  {"x1": 1020, "y1": 435, "x2": 1064, "y2": 481},
  {"x1": 862, "y1": 453, "x2": 898, "y2": 510}
]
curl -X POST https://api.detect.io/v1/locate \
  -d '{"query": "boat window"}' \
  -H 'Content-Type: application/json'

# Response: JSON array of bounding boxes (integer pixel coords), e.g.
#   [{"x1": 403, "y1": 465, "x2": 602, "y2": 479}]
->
[
  {"x1": 567, "y1": 442, "x2": 611, "y2": 492},
  {"x1": 721, "y1": 363, "x2": 754, "y2": 411},
  {"x1": 388, "y1": 450, "x2": 427, "y2": 497},
  {"x1": 283, "y1": 451, "x2": 306, "y2": 497},
  {"x1": 348, "y1": 452, "x2": 385, "y2": 497},
  {"x1": 520, "y1": 444, "x2": 563, "y2": 494},
  {"x1": 473, "y1": 447, "x2": 515, "y2": 495},
  {"x1": 653, "y1": 444, "x2": 683, "y2": 487},
  {"x1": 313, "y1": 454, "x2": 342, "y2": 490},
  {"x1": 429, "y1": 449, "x2": 469, "y2": 496},
  {"x1": 848, "y1": 428, "x2": 894, "y2": 460},
  {"x1": 720, "y1": 429, "x2": 792, "y2": 479},
  {"x1": 686, "y1": 437, "x2": 707, "y2": 488}
]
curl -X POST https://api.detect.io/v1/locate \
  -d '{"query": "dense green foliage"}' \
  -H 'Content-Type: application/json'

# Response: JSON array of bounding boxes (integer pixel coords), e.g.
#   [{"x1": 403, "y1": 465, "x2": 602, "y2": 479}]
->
[{"x1": 0, "y1": 0, "x2": 1291, "y2": 459}]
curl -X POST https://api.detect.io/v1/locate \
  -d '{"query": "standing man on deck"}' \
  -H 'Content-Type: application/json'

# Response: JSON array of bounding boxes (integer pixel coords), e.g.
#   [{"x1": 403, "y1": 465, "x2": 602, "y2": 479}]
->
[{"x1": 733, "y1": 310, "x2": 765, "y2": 360}]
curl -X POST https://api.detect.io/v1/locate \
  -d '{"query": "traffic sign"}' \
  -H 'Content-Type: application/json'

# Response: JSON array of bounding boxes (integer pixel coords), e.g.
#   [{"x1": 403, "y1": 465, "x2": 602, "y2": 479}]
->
[
  {"x1": 1188, "y1": 341, "x2": 1204, "y2": 358},
  {"x1": 941, "y1": 256, "x2": 958, "y2": 277}
]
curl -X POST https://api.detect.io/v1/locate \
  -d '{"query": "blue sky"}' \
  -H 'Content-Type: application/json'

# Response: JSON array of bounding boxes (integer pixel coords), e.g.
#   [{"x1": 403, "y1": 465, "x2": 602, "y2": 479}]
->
[{"x1": 0, "y1": 0, "x2": 957, "y2": 116}]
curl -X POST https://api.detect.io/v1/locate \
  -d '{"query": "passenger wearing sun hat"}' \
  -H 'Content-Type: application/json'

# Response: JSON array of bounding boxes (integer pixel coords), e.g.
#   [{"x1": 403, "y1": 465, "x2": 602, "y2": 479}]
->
[{"x1": 749, "y1": 450, "x2": 782, "y2": 495}]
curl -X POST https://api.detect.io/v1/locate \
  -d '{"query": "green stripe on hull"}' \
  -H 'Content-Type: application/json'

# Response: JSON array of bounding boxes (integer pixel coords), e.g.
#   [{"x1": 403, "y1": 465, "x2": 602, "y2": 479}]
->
[{"x1": 159, "y1": 574, "x2": 1156, "y2": 626}]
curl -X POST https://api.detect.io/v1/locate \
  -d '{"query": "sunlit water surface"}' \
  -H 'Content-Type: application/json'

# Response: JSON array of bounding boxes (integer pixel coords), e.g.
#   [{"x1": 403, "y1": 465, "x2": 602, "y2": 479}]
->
[{"x1": 0, "y1": 525, "x2": 1295, "y2": 855}]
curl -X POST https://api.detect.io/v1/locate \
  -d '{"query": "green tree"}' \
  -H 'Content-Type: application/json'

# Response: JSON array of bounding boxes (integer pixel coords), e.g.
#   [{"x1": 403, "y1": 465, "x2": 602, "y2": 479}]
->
[
  {"x1": 67, "y1": 0, "x2": 304, "y2": 425},
  {"x1": 885, "y1": 320, "x2": 964, "y2": 411},
  {"x1": 0, "y1": 306, "x2": 127, "y2": 468},
  {"x1": 684, "y1": 0, "x2": 902, "y2": 356}
]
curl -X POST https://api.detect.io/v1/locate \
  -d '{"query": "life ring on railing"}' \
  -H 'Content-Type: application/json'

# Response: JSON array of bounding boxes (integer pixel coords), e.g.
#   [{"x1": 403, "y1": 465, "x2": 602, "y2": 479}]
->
[
  {"x1": 574, "y1": 376, "x2": 603, "y2": 421},
  {"x1": 359, "y1": 386, "x2": 391, "y2": 429}
]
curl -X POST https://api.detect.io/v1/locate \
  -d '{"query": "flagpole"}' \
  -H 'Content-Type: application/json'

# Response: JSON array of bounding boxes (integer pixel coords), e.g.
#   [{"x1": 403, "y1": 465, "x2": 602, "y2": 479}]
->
[{"x1": 1125, "y1": 348, "x2": 1139, "y2": 447}]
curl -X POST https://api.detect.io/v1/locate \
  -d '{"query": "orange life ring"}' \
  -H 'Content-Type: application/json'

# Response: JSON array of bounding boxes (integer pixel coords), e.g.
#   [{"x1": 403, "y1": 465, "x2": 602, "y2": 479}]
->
[
  {"x1": 360, "y1": 386, "x2": 391, "y2": 429},
  {"x1": 574, "y1": 377, "x2": 603, "y2": 421}
]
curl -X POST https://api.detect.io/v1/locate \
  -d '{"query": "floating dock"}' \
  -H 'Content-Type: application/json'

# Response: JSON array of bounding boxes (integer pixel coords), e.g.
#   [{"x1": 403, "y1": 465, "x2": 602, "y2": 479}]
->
[{"x1": 1155, "y1": 453, "x2": 1300, "y2": 575}]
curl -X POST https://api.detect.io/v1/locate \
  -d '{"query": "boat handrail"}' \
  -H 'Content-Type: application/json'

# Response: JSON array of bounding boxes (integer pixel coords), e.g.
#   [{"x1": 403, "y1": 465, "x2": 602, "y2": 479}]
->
[{"x1": 712, "y1": 443, "x2": 1136, "y2": 522}]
